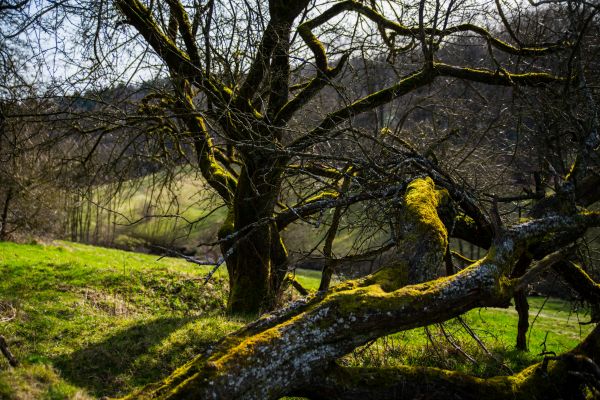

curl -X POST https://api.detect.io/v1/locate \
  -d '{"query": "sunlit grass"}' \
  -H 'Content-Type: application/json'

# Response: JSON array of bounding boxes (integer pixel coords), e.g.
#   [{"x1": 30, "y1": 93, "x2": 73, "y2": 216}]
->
[
  {"x1": 343, "y1": 296, "x2": 592, "y2": 377},
  {"x1": 0, "y1": 241, "x2": 593, "y2": 399},
  {"x1": 0, "y1": 241, "x2": 237, "y2": 399}
]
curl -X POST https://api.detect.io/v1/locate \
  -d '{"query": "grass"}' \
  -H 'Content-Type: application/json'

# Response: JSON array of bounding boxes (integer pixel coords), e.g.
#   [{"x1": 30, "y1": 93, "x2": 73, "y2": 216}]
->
[
  {"x1": 79, "y1": 168, "x2": 384, "y2": 259},
  {"x1": 343, "y1": 296, "x2": 592, "y2": 378},
  {"x1": 81, "y1": 168, "x2": 228, "y2": 253},
  {"x1": 0, "y1": 240, "x2": 593, "y2": 399},
  {"x1": 0, "y1": 240, "x2": 240, "y2": 399}
]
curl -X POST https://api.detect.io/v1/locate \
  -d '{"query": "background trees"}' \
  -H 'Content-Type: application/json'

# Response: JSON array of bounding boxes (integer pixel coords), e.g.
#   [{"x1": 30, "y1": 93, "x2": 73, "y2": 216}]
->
[{"x1": 0, "y1": 1, "x2": 71, "y2": 240}]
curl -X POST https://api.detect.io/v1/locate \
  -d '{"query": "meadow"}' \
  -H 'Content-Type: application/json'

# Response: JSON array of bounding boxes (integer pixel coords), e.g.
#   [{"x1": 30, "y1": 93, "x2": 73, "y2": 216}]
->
[{"x1": 0, "y1": 241, "x2": 592, "y2": 399}]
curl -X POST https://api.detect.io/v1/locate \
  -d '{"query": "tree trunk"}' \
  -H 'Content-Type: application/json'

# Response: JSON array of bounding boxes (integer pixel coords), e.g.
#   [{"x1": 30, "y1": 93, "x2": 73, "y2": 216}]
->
[
  {"x1": 514, "y1": 290, "x2": 529, "y2": 350},
  {"x1": 0, "y1": 187, "x2": 13, "y2": 241},
  {"x1": 70, "y1": 192, "x2": 79, "y2": 242},
  {"x1": 511, "y1": 255, "x2": 532, "y2": 351},
  {"x1": 220, "y1": 160, "x2": 287, "y2": 315}
]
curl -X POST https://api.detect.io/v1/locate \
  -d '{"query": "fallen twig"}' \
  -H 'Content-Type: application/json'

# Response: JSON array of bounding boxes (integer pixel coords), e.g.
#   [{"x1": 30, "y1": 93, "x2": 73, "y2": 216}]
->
[{"x1": 0, "y1": 335, "x2": 18, "y2": 367}]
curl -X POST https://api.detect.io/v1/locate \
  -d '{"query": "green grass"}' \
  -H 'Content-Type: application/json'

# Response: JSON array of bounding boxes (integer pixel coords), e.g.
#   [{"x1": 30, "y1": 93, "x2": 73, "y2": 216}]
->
[
  {"x1": 80, "y1": 169, "x2": 381, "y2": 258},
  {"x1": 343, "y1": 297, "x2": 592, "y2": 377},
  {"x1": 80, "y1": 169, "x2": 228, "y2": 253},
  {"x1": 0, "y1": 240, "x2": 241, "y2": 399},
  {"x1": 292, "y1": 268, "x2": 322, "y2": 291},
  {"x1": 0, "y1": 241, "x2": 593, "y2": 399}
]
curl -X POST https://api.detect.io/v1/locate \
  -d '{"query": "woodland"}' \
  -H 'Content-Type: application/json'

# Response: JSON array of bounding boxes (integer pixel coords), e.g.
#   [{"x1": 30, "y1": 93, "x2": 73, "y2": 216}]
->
[{"x1": 1, "y1": 0, "x2": 600, "y2": 398}]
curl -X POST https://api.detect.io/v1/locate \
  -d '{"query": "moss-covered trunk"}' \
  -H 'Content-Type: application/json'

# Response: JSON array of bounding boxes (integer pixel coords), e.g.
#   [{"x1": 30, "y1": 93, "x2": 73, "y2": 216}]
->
[{"x1": 220, "y1": 159, "x2": 287, "y2": 316}]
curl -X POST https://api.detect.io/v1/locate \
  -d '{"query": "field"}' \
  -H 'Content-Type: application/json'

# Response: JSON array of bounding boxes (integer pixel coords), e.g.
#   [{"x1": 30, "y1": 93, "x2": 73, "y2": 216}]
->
[
  {"x1": 74, "y1": 170, "x2": 377, "y2": 261},
  {"x1": 0, "y1": 241, "x2": 593, "y2": 399}
]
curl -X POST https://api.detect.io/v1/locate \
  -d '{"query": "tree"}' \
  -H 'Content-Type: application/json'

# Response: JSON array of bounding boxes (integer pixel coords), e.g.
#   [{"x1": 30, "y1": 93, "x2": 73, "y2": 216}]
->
[
  {"x1": 122, "y1": 178, "x2": 600, "y2": 399},
  {"x1": 96, "y1": 0, "x2": 597, "y2": 317},
  {"x1": 0, "y1": 0, "x2": 71, "y2": 240},
  {"x1": 71, "y1": 0, "x2": 598, "y2": 396},
  {"x1": 7, "y1": 0, "x2": 600, "y2": 397}
]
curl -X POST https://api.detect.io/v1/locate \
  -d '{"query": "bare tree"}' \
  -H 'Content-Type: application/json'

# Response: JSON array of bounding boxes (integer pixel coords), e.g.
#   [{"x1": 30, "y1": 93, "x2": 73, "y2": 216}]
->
[
  {"x1": 88, "y1": 0, "x2": 594, "y2": 317},
  {"x1": 0, "y1": 1, "x2": 71, "y2": 240},
  {"x1": 5, "y1": 0, "x2": 600, "y2": 397}
]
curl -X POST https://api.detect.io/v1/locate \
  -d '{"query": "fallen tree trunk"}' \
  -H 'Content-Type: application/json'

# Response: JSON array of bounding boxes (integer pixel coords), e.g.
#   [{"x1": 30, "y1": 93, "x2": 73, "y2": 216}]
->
[{"x1": 124, "y1": 178, "x2": 600, "y2": 399}]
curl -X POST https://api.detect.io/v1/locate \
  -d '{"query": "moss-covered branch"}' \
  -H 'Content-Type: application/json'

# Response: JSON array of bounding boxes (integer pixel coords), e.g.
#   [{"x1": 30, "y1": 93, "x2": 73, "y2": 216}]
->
[
  {"x1": 237, "y1": 0, "x2": 311, "y2": 119},
  {"x1": 433, "y1": 62, "x2": 565, "y2": 86},
  {"x1": 288, "y1": 68, "x2": 435, "y2": 151},
  {"x1": 285, "y1": 163, "x2": 346, "y2": 179},
  {"x1": 174, "y1": 81, "x2": 237, "y2": 204},
  {"x1": 552, "y1": 260, "x2": 600, "y2": 305},
  {"x1": 297, "y1": 0, "x2": 569, "y2": 66},
  {"x1": 288, "y1": 62, "x2": 563, "y2": 152},
  {"x1": 294, "y1": 326, "x2": 600, "y2": 400},
  {"x1": 115, "y1": 0, "x2": 231, "y2": 107},
  {"x1": 165, "y1": 0, "x2": 200, "y2": 65},
  {"x1": 237, "y1": 21, "x2": 278, "y2": 102},
  {"x1": 274, "y1": 53, "x2": 349, "y2": 125}
]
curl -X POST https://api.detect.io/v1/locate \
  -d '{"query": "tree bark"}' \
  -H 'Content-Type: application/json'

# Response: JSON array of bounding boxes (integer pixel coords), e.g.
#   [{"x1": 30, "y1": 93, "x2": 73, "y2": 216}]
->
[
  {"x1": 0, "y1": 187, "x2": 13, "y2": 241},
  {"x1": 293, "y1": 328, "x2": 600, "y2": 400},
  {"x1": 510, "y1": 255, "x2": 532, "y2": 351},
  {"x1": 220, "y1": 160, "x2": 287, "y2": 315},
  {"x1": 514, "y1": 290, "x2": 529, "y2": 351}
]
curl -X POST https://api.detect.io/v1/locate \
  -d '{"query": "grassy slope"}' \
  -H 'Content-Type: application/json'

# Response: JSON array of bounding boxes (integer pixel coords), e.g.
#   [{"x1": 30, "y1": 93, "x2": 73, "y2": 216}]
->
[
  {"x1": 0, "y1": 241, "x2": 593, "y2": 399},
  {"x1": 0, "y1": 241, "x2": 240, "y2": 399},
  {"x1": 85, "y1": 170, "x2": 375, "y2": 259},
  {"x1": 68, "y1": 168, "x2": 227, "y2": 255}
]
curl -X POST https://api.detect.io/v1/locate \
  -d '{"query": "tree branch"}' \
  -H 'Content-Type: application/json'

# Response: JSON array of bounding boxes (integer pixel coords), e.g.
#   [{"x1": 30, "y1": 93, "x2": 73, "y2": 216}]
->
[{"x1": 294, "y1": 327, "x2": 600, "y2": 400}]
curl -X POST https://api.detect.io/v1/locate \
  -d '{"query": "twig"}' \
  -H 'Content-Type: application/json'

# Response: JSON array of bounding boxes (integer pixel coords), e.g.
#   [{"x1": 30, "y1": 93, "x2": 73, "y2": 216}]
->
[
  {"x1": 457, "y1": 316, "x2": 513, "y2": 374},
  {"x1": 439, "y1": 323, "x2": 477, "y2": 364},
  {"x1": 153, "y1": 245, "x2": 215, "y2": 266},
  {"x1": 290, "y1": 277, "x2": 309, "y2": 296},
  {"x1": 0, "y1": 302, "x2": 16, "y2": 323},
  {"x1": 528, "y1": 294, "x2": 552, "y2": 349},
  {"x1": 152, "y1": 245, "x2": 229, "y2": 285},
  {"x1": 515, "y1": 249, "x2": 568, "y2": 291},
  {"x1": 456, "y1": 316, "x2": 492, "y2": 356},
  {"x1": 0, "y1": 335, "x2": 18, "y2": 367}
]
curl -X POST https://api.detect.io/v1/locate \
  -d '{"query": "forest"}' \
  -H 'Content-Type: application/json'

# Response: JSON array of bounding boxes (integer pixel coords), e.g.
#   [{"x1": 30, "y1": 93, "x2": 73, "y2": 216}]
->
[{"x1": 1, "y1": 0, "x2": 600, "y2": 398}]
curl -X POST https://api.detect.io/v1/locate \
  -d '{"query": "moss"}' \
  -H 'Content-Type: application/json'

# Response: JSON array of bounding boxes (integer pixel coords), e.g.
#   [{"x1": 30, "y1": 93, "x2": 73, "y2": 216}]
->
[
  {"x1": 218, "y1": 210, "x2": 234, "y2": 240},
  {"x1": 176, "y1": 86, "x2": 238, "y2": 204},
  {"x1": 327, "y1": 272, "x2": 456, "y2": 315},
  {"x1": 324, "y1": 178, "x2": 453, "y2": 311},
  {"x1": 433, "y1": 62, "x2": 564, "y2": 86},
  {"x1": 116, "y1": 0, "x2": 191, "y2": 65},
  {"x1": 303, "y1": 190, "x2": 338, "y2": 205},
  {"x1": 402, "y1": 177, "x2": 448, "y2": 250},
  {"x1": 297, "y1": 24, "x2": 328, "y2": 71},
  {"x1": 362, "y1": 262, "x2": 409, "y2": 291},
  {"x1": 455, "y1": 212, "x2": 477, "y2": 227},
  {"x1": 0, "y1": 363, "x2": 91, "y2": 400}
]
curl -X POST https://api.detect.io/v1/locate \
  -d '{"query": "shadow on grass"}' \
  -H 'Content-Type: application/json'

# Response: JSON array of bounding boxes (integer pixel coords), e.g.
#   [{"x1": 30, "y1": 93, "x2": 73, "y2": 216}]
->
[{"x1": 53, "y1": 317, "x2": 193, "y2": 398}]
